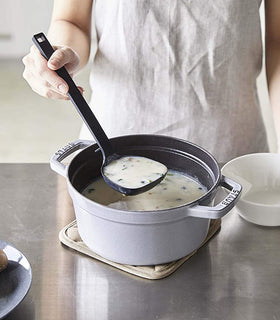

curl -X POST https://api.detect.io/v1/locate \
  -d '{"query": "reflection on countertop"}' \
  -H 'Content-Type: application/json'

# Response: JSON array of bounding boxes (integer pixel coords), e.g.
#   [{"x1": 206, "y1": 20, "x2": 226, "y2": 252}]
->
[{"x1": 0, "y1": 164, "x2": 279, "y2": 320}]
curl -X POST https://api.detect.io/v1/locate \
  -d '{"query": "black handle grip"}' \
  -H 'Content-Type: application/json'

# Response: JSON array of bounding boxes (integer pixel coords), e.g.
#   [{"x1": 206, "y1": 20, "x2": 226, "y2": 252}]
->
[{"x1": 32, "y1": 32, "x2": 114, "y2": 160}]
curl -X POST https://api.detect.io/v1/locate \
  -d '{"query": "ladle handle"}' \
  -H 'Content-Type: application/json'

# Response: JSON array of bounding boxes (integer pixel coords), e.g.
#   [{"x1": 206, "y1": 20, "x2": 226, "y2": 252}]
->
[{"x1": 32, "y1": 32, "x2": 114, "y2": 160}]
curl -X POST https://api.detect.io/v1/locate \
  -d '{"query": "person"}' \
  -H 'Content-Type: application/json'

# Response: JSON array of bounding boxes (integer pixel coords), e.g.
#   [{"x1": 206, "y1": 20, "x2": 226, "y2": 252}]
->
[{"x1": 22, "y1": 0, "x2": 280, "y2": 163}]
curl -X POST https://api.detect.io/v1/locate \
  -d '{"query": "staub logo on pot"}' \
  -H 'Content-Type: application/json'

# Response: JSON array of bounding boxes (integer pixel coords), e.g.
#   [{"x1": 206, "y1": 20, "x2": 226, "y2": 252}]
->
[
  {"x1": 55, "y1": 143, "x2": 75, "y2": 157},
  {"x1": 222, "y1": 189, "x2": 240, "y2": 206}
]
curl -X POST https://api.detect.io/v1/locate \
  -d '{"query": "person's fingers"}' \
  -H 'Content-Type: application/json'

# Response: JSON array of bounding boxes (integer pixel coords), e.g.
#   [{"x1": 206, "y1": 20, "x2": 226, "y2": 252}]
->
[
  {"x1": 27, "y1": 47, "x2": 69, "y2": 95},
  {"x1": 23, "y1": 69, "x2": 69, "y2": 100},
  {"x1": 23, "y1": 66, "x2": 84, "y2": 100},
  {"x1": 30, "y1": 44, "x2": 41, "y2": 56},
  {"x1": 22, "y1": 45, "x2": 83, "y2": 100},
  {"x1": 77, "y1": 86, "x2": 85, "y2": 95}
]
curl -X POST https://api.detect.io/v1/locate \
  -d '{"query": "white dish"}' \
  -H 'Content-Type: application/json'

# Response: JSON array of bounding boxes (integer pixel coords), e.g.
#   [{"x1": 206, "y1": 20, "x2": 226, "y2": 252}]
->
[
  {"x1": 222, "y1": 153, "x2": 280, "y2": 226},
  {"x1": 0, "y1": 240, "x2": 32, "y2": 319}
]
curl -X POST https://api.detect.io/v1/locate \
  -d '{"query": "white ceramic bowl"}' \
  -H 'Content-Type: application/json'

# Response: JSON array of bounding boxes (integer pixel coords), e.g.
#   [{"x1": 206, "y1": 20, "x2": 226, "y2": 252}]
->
[{"x1": 222, "y1": 153, "x2": 280, "y2": 226}]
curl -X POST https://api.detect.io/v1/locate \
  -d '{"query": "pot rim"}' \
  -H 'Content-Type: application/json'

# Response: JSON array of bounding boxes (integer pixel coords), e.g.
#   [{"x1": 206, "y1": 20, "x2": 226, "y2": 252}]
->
[{"x1": 66, "y1": 134, "x2": 222, "y2": 214}]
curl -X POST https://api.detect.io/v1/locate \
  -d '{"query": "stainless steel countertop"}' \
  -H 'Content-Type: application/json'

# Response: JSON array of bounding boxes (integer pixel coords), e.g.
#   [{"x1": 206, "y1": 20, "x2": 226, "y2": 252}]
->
[{"x1": 0, "y1": 164, "x2": 279, "y2": 320}]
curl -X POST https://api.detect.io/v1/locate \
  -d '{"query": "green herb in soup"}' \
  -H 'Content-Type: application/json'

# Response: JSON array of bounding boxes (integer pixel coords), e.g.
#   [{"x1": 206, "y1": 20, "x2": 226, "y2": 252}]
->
[
  {"x1": 83, "y1": 170, "x2": 206, "y2": 211},
  {"x1": 103, "y1": 156, "x2": 167, "y2": 189}
]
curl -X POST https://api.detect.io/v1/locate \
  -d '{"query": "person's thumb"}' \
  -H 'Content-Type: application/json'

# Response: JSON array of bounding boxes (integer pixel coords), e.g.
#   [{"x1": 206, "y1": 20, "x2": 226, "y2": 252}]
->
[{"x1": 47, "y1": 46, "x2": 79, "y2": 73}]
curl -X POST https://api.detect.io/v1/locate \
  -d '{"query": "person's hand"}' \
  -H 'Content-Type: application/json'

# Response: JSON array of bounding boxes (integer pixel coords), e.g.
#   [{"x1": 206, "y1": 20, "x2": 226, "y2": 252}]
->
[{"x1": 22, "y1": 45, "x2": 84, "y2": 100}]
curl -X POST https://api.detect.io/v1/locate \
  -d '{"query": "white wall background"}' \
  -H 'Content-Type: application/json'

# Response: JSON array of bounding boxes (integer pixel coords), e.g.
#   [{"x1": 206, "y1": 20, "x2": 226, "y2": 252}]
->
[{"x1": 0, "y1": 1, "x2": 53, "y2": 58}]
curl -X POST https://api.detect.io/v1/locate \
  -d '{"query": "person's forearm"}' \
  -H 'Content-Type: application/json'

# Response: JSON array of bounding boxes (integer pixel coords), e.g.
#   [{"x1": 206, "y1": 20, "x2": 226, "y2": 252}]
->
[
  {"x1": 46, "y1": 0, "x2": 93, "y2": 71},
  {"x1": 265, "y1": 40, "x2": 280, "y2": 152}
]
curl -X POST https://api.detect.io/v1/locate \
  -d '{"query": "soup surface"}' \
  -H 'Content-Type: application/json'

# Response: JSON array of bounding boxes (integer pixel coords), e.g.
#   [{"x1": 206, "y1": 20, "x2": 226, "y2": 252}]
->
[
  {"x1": 103, "y1": 156, "x2": 167, "y2": 189},
  {"x1": 83, "y1": 170, "x2": 207, "y2": 211}
]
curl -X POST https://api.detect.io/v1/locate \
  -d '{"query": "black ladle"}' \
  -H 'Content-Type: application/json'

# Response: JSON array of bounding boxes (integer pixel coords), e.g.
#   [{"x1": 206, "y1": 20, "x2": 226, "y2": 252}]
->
[{"x1": 32, "y1": 32, "x2": 167, "y2": 196}]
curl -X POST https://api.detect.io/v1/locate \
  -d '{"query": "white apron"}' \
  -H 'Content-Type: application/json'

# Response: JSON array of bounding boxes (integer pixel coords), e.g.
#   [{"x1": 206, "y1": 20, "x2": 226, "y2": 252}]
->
[{"x1": 80, "y1": 0, "x2": 269, "y2": 163}]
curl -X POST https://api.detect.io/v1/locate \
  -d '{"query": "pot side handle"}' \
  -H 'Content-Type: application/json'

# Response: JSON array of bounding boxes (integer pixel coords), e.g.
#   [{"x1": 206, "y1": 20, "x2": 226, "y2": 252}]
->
[
  {"x1": 188, "y1": 176, "x2": 242, "y2": 219},
  {"x1": 50, "y1": 140, "x2": 94, "y2": 177}
]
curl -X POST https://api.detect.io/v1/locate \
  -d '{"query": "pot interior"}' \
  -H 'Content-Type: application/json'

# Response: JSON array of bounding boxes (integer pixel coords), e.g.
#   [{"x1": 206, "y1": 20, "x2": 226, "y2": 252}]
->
[{"x1": 68, "y1": 135, "x2": 220, "y2": 200}]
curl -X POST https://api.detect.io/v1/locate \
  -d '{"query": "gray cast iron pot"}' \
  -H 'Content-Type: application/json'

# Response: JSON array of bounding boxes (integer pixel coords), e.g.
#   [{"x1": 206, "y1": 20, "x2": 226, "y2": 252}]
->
[{"x1": 50, "y1": 135, "x2": 241, "y2": 265}]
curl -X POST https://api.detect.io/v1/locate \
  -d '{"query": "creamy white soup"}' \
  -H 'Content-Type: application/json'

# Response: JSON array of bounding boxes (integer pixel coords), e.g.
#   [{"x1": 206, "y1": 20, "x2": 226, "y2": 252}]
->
[
  {"x1": 103, "y1": 156, "x2": 167, "y2": 189},
  {"x1": 83, "y1": 170, "x2": 207, "y2": 211}
]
